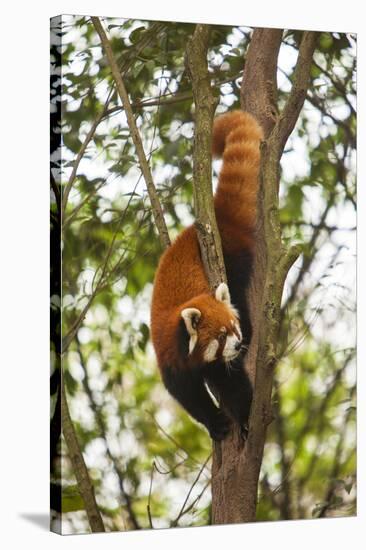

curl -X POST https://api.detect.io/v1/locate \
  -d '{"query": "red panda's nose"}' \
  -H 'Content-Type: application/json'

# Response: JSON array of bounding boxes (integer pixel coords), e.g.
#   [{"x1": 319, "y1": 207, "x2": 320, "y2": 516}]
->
[{"x1": 235, "y1": 341, "x2": 242, "y2": 351}]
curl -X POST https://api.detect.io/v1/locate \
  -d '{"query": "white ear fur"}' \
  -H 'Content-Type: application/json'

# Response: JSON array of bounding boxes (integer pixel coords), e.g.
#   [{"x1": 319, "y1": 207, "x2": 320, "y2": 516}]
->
[
  {"x1": 181, "y1": 308, "x2": 201, "y2": 335},
  {"x1": 181, "y1": 308, "x2": 201, "y2": 354},
  {"x1": 188, "y1": 334, "x2": 197, "y2": 355},
  {"x1": 215, "y1": 282, "x2": 231, "y2": 305}
]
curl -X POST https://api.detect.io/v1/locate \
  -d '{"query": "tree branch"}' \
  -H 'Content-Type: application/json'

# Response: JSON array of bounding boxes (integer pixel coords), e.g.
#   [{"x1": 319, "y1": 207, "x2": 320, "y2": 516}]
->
[
  {"x1": 146, "y1": 410, "x2": 208, "y2": 469},
  {"x1": 317, "y1": 389, "x2": 355, "y2": 518},
  {"x1": 92, "y1": 17, "x2": 170, "y2": 250},
  {"x1": 297, "y1": 355, "x2": 354, "y2": 491},
  {"x1": 147, "y1": 462, "x2": 155, "y2": 528},
  {"x1": 311, "y1": 57, "x2": 356, "y2": 115},
  {"x1": 103, "y1": 71, "x2": 243, "y2": 117},
  {"x1": 239, "y1": 30, "x2": 315, "y2": 519},
  {"x1": 212, "y1": 28, "x2": 317, "y2": 525},
  {"x1": 242, "y1": 137, "x2": 301, "y2": 516},
  {"x1": 278, "y1": 64, "x2": 356, "y2": 149},
  {"x1": 212, "y1": 28, "x2": 284, "y2": 526},
  {"x1": 62, "y1": 109, "x2": 106, "y2": 216},
  {"x1": 241, "y1": 28, "x2": 283, "y2": 136},
  {"x1": 276, "y1": 32, "x2": 318, "y2": 154},
  {"x1": 50, "y1": 171, "x2": 61, "y2": 215},
  {"x1": 171, "y1": 454, "x2": 212, "y2": 527},
  {"x1": 185, "y1": 24, "x2": 226, "y2": 290},
  {"x1": 271, "y1": 376, "x2": 294, "y2": 519},
  {"x1": 282, "y1": 192, "x2": 335, "y2": 312},
  {"x1": 62, "y1": 177, "x2": 146, "y2": 353},
  {"x1": 61, "y1": 373, "x2": 105, "y2": 532},
  {"x1": 63, "y1": 179, "x2": 107, "y2": 228}
]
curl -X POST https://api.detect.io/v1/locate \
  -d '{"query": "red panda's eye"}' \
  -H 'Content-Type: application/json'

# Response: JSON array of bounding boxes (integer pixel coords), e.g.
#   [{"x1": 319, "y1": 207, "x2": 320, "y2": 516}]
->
[{"x1": 218, "y1": 332, "x2": 226, "y2": 343}]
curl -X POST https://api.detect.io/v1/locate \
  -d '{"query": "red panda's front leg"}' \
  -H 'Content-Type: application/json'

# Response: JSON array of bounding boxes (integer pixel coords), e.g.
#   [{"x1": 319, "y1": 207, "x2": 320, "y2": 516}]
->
[
  {"x1": 205, "y1": 359, "x2": 253, "y2": 439},
  {"x1": 161, "y1": 365, "x2": 231, "y2": 441}
]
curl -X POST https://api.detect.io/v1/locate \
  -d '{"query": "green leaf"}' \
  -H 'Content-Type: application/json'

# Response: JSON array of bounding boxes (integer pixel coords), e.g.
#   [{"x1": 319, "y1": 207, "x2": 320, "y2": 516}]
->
[
  {"x1": 62, "y1": 485, "x2": 85, "y2": 513},
  {"x1": 319, "y1": 33, "x2": 334, "y2": 51},
  {"x1": 129, "y1": 26, "x2": 147, "y2": 44}
]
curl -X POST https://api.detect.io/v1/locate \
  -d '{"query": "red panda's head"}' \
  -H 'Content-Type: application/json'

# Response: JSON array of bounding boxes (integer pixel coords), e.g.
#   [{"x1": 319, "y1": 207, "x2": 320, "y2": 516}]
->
[{"x1": 179, "y1": 283, "x2": 243, "y2": 365}]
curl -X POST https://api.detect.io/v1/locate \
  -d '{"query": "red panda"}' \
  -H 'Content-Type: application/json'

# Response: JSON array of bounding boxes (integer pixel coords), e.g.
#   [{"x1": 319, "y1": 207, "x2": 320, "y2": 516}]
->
[{"x1": 151, "y1": 110, "x2": 263, "y2": 440}]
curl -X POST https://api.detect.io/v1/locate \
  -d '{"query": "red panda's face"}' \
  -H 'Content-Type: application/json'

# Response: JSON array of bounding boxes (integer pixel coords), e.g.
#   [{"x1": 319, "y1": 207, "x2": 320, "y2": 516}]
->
[{"x1": 180, "y1": 283, "x2": 243, "y2": 364}]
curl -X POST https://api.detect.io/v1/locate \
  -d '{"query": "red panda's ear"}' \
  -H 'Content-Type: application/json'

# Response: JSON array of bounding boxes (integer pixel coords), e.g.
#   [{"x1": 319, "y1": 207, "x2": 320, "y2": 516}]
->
[
  {"x1": 215, "y1": 282, "x2": 231, "y2": 305},
  {"x1": 181, "y1": 308, "x2": 201, "y2": 354},
  {"x1": 181, "y1": 308, "x2": 201, "y2": 334}
]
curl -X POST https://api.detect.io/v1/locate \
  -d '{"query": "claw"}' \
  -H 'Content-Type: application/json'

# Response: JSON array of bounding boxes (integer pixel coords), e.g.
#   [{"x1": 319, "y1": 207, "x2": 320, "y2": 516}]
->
[
  {"x1": 208, "y1": 410, "x2": 232, "y2": 441},
  {"x1": 239, "y1": 423, "x2": 249, "y2": 441}
]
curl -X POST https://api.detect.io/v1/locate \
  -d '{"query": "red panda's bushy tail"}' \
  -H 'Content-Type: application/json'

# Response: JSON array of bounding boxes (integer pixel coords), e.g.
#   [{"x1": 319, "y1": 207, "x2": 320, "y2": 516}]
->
[{"x1": 212, "y1": 110, "x2": 263, "y2": 244}]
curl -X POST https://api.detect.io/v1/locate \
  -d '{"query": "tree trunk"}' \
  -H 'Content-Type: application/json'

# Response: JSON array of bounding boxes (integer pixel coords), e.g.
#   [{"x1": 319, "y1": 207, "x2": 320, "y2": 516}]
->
[
  {"x1": 211, "y1": 28, "x2": 317, "y2": 524},
  {"x1": 61, "y1": 373, "x2": 105, "y2": 532},
  {"x1": 185, "y1": 24, "x2": 226, "y2": 290}
]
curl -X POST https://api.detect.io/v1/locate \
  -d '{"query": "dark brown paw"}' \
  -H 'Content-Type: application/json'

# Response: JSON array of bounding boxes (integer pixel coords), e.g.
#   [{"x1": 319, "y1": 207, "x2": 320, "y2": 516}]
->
[
  {"x1": 239, "y1": 422, "x2": 249, "y2": 441},
  {"x1": 208, "y1": 410, "x2": 232, "y2": 441}
]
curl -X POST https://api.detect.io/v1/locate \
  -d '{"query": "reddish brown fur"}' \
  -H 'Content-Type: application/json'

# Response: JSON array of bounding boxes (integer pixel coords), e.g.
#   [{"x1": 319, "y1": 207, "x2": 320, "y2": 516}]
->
[
  {"x1": 214, "y1": 111, "x2": 263, "y2": 255},
  {"x1": 151, "y1": 110, "x2": 263, "y2": 372}
]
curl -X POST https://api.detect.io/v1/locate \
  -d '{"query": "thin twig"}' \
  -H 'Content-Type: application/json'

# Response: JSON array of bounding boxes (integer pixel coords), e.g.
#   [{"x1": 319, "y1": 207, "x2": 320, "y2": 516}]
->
[
  {"x1": 271, "y1": 377, "x2": 293, "y2": 518},
  {"x1": 146, "y1": 410, "x2": 209, "y2": 471},
  {"x1": 171, "y1": 454, "x2": 212, "y2": 526},
  {"x1": 311, "y1": 58, "x2": 356, "y2": 115},
  {"x1": 153, "y1": 456, "x2": 188, "y2": 475},
  {"x1": 92, "y1": 17, "x2": 170, "y2": 250},
  {"x1": 278, "y1": 64, "x2": 356, "y2": 149},
  {"x1": 61, "y1": 20, "x2": 167, "y2": 218},
  {"x1": 103, "y1": 72, "x2": 243, "y2": 118},
  {"x1": 62, "y1": 171, "x2": 144, "y2": 352},
  {"x1": 281, "y1": 191, "x2": 336, "y2": 311},
  {"x1": 147, "y1": 462, "x2": 155, "y2": 529},
  {"x1": 297, "y1": 357, "x2": 355, "y2": 491},
  {"x1": 317, "y1": 387, "x2": 356, "y2": 518},
  {"x1": 174, "y1": 479, "x2": 211, "y2": 520},
  {"x1": 282, "y1": 219, "x2": 355, "y2": 232},
  {"x1": 62, "y1": 109, "x2": 106, "y2": 216},
  {"x1": 63, "y1": 179, "x2": 107, "y2": 228}
]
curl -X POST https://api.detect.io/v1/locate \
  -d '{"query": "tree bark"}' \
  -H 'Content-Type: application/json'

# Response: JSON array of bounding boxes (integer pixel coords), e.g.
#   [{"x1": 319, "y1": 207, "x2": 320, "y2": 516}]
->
[
  {"x1": 185, "y1": 24, "x2": 226, "y2": 290},
  {"x1": 211, "y1": 28, "x2": 317, "y2": 525},
  {"x1": 61, "y1": 373, "x2": 105, "y2": 532}
]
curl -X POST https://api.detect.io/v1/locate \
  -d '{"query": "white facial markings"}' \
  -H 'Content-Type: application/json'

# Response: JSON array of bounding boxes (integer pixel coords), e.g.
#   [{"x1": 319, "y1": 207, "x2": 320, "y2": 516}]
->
[
  {"x1": 203, "y1": 339, "x2": 219, "y2": 362},
  {"x1": 189, "y1": 334, "x2": 197, "y2": 355},
  {"x1": 222, "y1": 322, "x2": 243, "y2": 362},
  {"x1": 228, "y1": 303, "x2": 240, "y2": 319},
  {"x1": 235, "y1": 322, "x2": 242, "y2": 340}
]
